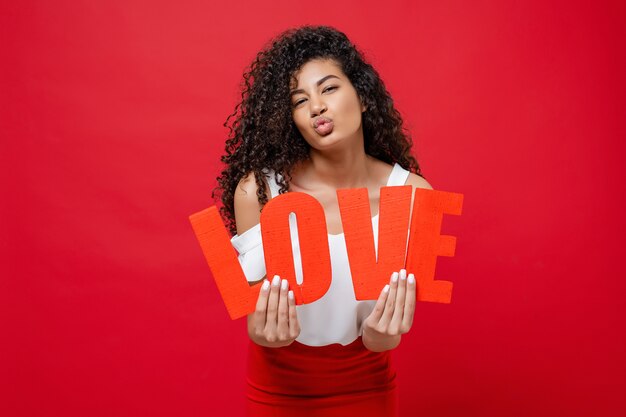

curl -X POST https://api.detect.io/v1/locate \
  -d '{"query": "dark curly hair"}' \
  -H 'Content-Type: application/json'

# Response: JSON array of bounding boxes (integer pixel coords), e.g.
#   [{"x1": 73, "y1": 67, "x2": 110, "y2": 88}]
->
[{"x1": 213, "y1": 25, "x2": 422, "y2": 236}]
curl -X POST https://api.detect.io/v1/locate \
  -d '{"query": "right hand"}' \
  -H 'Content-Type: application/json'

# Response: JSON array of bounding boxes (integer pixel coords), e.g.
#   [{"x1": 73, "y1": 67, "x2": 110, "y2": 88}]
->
[{"x1": 247, "y1": 275, "x2": 301, "y2": 348}]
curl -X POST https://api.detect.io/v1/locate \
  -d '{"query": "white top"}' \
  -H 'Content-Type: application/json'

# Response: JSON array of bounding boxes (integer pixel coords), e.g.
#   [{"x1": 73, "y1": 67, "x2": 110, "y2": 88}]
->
[{"x1": 230, "y1": 163, "x2": 411, "y2": 346}]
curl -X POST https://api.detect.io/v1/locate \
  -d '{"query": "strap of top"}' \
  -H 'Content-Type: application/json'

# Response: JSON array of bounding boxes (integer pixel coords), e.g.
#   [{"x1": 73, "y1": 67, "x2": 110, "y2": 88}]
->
[
  {"x1": 387, "y1": 162, "x2": 410, "y2": 186},
  {"x1": 264, "y1": 169, "x2": 282, "y2": 199},
  {"x1": 265, "y1": 163, "x2": 409, "y2": 199}
]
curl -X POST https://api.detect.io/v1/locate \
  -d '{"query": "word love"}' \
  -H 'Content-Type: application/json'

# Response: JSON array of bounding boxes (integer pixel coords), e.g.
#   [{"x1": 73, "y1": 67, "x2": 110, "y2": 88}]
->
[{"x1": 190, "y1": 186, "x2": 463, "y2": 320}]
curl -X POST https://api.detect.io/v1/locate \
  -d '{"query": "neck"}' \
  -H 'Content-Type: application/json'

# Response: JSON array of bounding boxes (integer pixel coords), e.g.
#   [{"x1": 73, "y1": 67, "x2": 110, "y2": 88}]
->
[{"x1": 307, "y1": 146, "x2": 372, "y2": 189}]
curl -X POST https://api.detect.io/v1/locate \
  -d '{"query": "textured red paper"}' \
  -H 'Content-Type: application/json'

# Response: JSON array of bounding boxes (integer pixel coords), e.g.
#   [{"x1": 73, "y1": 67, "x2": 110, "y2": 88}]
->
[
  {"x1": 189, "y1": 187, "x2": 464, "y2": 318},
  {"x1": 338, "y1": 185, "x2": 413, "y2": 299},
  {"x1": 405, "y1": 189, "x2": 464, "y2": 303},
  {"x1": 260, "y1": 192, "x2": 332, "y2": 305},
  {"x1": 189, "y1": 206, "x2": 262, "y2": 320}
]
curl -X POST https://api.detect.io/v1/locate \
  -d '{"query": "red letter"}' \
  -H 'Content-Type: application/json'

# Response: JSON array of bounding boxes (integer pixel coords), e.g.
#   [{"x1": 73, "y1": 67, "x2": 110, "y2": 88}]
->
[
  {"x1": 338, "y1": 186, "x2": 412, "y2": 300},
  {"x1": 261, "y1": 192, "x2": 332, "y2": 305},
  {"x1": 189, "y1": 207, "x2": 261, "y2": 320},
  {"x1": 405, "y1": 189, "x2": 463, "y2": 303}
]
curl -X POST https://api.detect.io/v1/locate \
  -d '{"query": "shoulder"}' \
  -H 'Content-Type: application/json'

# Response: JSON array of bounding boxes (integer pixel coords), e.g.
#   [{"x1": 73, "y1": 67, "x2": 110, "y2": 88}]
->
[
  {"x1": 233, "y1": 172, "x2": 271, "y2": 235},
  {"x1": 234, "y1": 171, "x2": 268, "y2": 200},
  {"x1": 405, "y1": 171, "x2": 433, "y2": 190}
]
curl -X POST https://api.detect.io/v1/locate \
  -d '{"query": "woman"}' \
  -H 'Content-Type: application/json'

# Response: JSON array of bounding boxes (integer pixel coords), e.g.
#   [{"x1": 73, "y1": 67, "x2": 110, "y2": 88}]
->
[{"x1": 213, "y1": 25, "x2": 433, "y2": 416}]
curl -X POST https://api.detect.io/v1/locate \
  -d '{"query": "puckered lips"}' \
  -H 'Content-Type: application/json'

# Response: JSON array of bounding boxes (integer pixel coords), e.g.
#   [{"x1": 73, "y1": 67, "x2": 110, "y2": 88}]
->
[{"x1": 313, "y1": 116, "x2": 334, "y2": 136}]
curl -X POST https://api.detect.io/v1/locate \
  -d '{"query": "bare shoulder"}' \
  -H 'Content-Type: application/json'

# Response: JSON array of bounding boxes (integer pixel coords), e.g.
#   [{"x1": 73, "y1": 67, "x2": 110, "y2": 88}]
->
[
  {"x1": 233, "y1": 172, "x2": 270, "y2": 235},
  {"x1": 405, "y1": 172, "x2": 434, "y2": 190}
]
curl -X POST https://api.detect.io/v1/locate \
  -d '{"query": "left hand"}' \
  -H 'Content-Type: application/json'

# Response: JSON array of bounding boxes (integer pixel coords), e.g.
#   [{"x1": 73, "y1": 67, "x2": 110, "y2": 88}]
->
[{"x1": 361, "y1": 269, "x2": 416, "y2": 351}]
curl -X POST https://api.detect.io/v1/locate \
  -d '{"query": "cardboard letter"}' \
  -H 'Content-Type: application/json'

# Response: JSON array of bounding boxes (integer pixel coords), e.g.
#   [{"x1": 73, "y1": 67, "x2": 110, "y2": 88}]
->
[
  {"x1": 338, "y1": 186, "x2": 413, "y2": 300},
  {"x1": 405, "y1": 188, "x2": 463, "y2": 303},
  {"x1": 260, "y1": 192, "x2": 332, "y2": 305},
  {"x1": 189, "y1": 206, "x2": 261, "y2": 320}
]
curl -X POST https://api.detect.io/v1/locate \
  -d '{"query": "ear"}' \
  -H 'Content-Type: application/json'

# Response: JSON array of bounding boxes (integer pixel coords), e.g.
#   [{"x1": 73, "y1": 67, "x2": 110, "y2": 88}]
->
[{"x1": 360, "y1": 98, "x2": 368, "y2": 113}]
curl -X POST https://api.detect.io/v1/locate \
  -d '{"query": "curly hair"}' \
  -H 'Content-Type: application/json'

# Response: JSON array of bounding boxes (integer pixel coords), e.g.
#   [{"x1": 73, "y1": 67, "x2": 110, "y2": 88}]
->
[{"x1": 212, "y1": 25, "x2": 422, "y2": 236}]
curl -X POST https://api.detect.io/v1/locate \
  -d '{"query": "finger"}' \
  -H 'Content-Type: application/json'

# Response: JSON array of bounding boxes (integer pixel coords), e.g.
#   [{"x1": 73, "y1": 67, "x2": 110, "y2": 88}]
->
[
  {"x1": 390, "y1": 269, "x2": 407, "y2": 333},
  {"x1": 378, "y1": 271, "x2": 400, "y2": 328},
  {"x1": 288, "y1": 290, "x2": 300, "y2": 338},
  {"x1": 368, "y1": 283, "x2": 390, "y2": 324},
  {"x1": 264, "y1": 275, "x2": 281, "y2": 334},
  {"x1": 276, "y1": 279, "x2": 290, "y2": 339},
  {"x1": 401, "y1": 273, "x2": 417, "y2": 331},
  {"x1": 254, "y1": 279, "x2": 271, "y2": 332}
]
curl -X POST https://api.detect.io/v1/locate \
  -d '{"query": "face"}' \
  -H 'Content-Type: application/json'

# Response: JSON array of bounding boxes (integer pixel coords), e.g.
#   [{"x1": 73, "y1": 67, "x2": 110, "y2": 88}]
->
[{"x1": 290, "y1": 58, "x2": 366, "y2": 150}]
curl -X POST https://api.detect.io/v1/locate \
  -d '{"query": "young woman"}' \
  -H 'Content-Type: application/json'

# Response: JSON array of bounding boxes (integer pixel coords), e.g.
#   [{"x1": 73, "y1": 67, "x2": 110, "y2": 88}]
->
[{"x1": 213, "y1": 25, "x2": 433, "y2": 417}]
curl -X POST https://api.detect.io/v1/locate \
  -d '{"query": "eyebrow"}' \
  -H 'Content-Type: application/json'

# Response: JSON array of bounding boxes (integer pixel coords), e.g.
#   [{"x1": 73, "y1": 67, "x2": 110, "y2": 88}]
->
[{"x1": 290, "y1": 75, "x2": 341, "y2": 97}]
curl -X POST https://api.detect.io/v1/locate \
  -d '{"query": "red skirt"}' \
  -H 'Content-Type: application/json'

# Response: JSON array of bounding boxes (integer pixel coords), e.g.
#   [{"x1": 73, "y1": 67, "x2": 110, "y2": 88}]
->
[{"x1": 245, "y1": 337, "x2": 398, "y2": 417}]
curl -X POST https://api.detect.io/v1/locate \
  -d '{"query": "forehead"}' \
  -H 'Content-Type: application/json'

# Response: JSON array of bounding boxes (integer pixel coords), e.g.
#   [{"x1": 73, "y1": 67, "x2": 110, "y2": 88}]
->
[{"x1": 290, "y1": 58, "x2": 344, "y2": 88}]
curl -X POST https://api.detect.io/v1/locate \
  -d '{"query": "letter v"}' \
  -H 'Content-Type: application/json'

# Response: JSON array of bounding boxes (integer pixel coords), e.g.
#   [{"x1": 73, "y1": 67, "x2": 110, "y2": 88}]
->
[{"x1": 337, "y1": 186, "x2": 412, "y2": 300}]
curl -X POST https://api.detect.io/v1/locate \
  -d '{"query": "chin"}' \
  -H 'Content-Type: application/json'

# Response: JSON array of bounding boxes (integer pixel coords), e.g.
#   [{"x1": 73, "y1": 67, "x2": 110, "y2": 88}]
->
[{"x1": 308, "y1": 131, "x2": 341, "y2": 148}]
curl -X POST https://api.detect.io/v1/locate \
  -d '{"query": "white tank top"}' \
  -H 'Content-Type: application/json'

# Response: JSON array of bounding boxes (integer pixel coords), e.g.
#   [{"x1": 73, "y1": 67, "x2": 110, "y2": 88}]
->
[{"x1": 230, "y1": 163, "x2": 411, "y2": 346}]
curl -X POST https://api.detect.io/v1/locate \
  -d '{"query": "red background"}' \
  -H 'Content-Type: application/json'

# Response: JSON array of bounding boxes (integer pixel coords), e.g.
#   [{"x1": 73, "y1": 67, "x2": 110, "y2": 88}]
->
[{"x1": 2, "y1": 1, "x2": 625, "y2": 416}]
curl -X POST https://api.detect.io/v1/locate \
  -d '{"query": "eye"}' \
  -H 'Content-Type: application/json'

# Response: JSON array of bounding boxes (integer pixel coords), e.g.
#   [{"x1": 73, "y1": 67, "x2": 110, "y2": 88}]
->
[
  {"x1": 323, "y1": 86, "x2": 337, "y2": 93},
  {"x1": 293, "y1": 98, "x2": 306, "y2": 107}
]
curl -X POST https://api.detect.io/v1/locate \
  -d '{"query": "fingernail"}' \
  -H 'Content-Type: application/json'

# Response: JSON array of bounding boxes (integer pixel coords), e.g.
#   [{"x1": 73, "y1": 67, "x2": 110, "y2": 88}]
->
[
  {"x1": 288, "y1": 290, "x2": 294, "y2": 300},
  {"x1": 281, "y1": 279, "x2": 288, "y2": 290},
  {"x1": 262, "y1": 280, "x2": 270, "y2": 291},
  {"x1": 383, "y1": 284, "x2": 390, "y2": 293},
  {"x1": 400, "y1": 269, "x2": 407, "y2": 279},
  {"x1": 408, "y1": 274, "x2": 415, "y2": 284},
  {"x1": 400, "y1": 271, "x2": 406, "y2": 280},
  {"x1": 391, "y1": 272, "x2": 399, "y2": 283},
  {"x1": 272, "y1": 275, "x2": 280, "y2": 286}
]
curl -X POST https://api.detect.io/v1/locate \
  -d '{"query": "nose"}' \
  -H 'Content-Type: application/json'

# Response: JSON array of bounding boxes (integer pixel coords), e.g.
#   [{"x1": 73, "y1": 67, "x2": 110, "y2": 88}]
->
[{"x1": 309, "y1": 95, "x2": 327, "y2": 117}]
